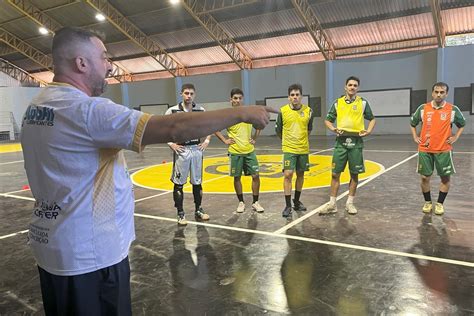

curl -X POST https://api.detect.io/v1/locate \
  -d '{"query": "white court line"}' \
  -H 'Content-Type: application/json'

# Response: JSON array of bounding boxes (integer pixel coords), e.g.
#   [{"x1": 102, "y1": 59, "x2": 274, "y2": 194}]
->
[
  {"x1": 0, "y1": 230, "x2": 29, "y2": 240},
  {"x1": 454, "y1": 151, "x2": 474, "y2": 154},
  {"x1": 364, "y1": 149, "x2": 416, "y2": 153},
  {"x1": 132, "y1": 212, "x2": 474, "y2": 268},
  {"x1": 365, "y1": 150, "x2": 473, "y2": 155},
  {"x1": 274, "y1": 153, "x2": 419, "y2": 234},
  {"x1": 0, "y1": 160, "x2": 24, "y2": 166},
  {"x1": 1, "y1": 211, "x2": 472, "y2": 267},
  {"x1": 2, "y1": 188, "x2": 30, "y2": 195},
  {"x1": 0, "y1": 193, "x2": 35, "y2": 201},
  {"x1": 134, "y1": 191, "x2": 172, "y2": 203}
]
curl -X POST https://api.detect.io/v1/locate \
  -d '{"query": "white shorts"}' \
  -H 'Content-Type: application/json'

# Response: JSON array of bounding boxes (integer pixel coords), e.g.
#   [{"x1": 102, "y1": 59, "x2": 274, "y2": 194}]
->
[{"x1": 171, "y1": 145, "x2": 203, "y2": 185}]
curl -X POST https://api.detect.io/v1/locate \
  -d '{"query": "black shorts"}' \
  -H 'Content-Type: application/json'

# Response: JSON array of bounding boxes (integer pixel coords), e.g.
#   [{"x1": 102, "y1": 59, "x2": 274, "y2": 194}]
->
[{"x1": 38, "y1": 257, "x2": 132, "y2": 316}]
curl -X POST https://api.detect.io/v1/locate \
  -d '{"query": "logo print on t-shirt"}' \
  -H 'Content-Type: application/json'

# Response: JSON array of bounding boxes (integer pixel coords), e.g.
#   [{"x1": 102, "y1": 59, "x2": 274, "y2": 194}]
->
[{"x1": 23, "y1": 105, "x2": 55, "y2": 127}]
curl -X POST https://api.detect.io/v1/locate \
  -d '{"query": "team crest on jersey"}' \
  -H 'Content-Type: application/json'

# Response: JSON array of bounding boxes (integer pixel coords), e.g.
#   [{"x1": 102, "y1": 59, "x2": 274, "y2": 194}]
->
[
  {"x1": 440, "y1": 113, "x2": 447, "y2": 120},
  {"x1": 300, "y1": 112, "x2": 305, "y2": 117},
  {"x1": 352, "y1": 105, "x2": 357, "y2": 111}
]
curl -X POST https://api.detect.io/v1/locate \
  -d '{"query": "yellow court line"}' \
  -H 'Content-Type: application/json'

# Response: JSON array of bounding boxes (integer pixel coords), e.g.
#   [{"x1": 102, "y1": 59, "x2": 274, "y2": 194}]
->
[{"x1": 0, "y1": 143, "x2": 22, "y2": 154}]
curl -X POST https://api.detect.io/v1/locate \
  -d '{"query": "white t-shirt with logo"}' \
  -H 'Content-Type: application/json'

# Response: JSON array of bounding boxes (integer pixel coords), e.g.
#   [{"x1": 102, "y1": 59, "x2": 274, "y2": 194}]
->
[{"x1": 20, "y1": 84, "x2": 151, "y2": 276}]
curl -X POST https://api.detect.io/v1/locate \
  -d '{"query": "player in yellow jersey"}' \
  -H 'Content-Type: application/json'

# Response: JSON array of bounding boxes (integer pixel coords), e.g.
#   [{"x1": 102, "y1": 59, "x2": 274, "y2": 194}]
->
[
  {"x1": 215, "y1": 88, "x2": 265, "y2": 213},
  {"x1": 276, "y1": 84, "x2": 314, "y2": 218},
  {"x1": 321, "y1": 76, "x2": 376, "y2": 215}
]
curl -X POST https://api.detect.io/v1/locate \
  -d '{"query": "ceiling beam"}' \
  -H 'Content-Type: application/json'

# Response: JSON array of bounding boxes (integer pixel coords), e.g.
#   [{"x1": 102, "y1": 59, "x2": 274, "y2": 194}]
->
[
  {"x1": 0, "y1": 0, "x2": 79, "y2": 28},
  {"x1": 291, "y1": 0, "x2": 336, "y2": 60},
  {"x1": 187, "y1": 0, "x2": 259, "y2": 13},
  {"x1": 6, "y1": 0, "x2": 133, "y2": 82},
  {"x1": 85, "y1": 0, "x2": 187, "y2": 77},
  {"x1": 0, "y1": 45, "x2": 18, "y2": 56},
  {"x1": 337, "y1": 37, "x2": 438, "y2": 57},
  {"x1": 0, "y1": 57, "x2": 46, "y2": 86},
  {"x1": 0, "y1": 28, "x2": 53, "y2": 71},
  {"x1": 429, "y1": 0, "x2": 446, "y2": 47},
  {"x1": 181, "y1": 0, "x2": 253, "y2": 69}
]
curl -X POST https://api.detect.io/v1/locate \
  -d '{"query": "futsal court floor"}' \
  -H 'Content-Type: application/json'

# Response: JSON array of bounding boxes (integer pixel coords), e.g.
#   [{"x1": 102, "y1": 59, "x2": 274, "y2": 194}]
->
[{"x1": 0, "y1": 135, "x2": 473, "y2": 315}]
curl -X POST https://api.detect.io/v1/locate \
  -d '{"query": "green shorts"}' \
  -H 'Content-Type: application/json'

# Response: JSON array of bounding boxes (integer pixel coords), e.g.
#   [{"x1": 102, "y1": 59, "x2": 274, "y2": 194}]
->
[
  {"x1": 283, "y1": 153, "x2": 309, "y2": 172},
  {"x1": 417, "y1": 151, "x2": 455, "y2": 177},
  {"x1": 332, "y1": 147, "x2": 365, "y2": 174},
  {"x1": 229, "y1": 152, "x2": 259, "y2": 177}
]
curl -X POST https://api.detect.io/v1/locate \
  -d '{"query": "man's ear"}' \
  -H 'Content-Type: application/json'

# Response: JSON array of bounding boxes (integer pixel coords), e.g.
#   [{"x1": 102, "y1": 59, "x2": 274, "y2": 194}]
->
[{"x1": 74, "y1": 56, "x2": 87, "y2": 73}]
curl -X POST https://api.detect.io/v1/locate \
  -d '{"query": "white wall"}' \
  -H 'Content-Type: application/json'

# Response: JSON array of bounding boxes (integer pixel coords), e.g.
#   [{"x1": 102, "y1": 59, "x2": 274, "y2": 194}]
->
[
  {"x1": 181, "y1": 71, "x2": 241, "y2": 103},
  {"x1": 248, "y1": 62, "x2": 326, "y2": 135},
  {"x1": 128, "y1": 78, "x2": 176, "y2": 108},
  {"x1": 443, "y1": 44, "x2": 474, "y2": 104},
  {"x1": 331, "y1": 50, "x2": 437, "y2": 135},
  {"x1": 101, "y1": 83, "x2": 122, "y2": 104},
  {"x1": 0, "y1": 72, "x2": 21, "y2": 87},
  {"x1": 0, "y1": 87, "x2": 42, "y2": 133}
]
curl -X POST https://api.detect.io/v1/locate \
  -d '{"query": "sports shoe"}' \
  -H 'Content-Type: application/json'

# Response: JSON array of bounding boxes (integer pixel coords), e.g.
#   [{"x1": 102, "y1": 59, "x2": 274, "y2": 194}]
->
[
  {"x1": 293, "y1": 200, "x2": 307, "y2": 211},
  {"x1": 236, "y1": 201, "x2": 245, "y2": 213},
  {"x1": 251, "y1": 201, "x2": 264, "y2": 213},
  {"x1": 282, "y1": 205, "x2": 292, "y2": 218},
  {"x1": 319, "y1": 202, "x2": 337, "y2": 215},
  {"x1": 345, "y1": 203, "x2": 358, "y2": 215},
  {"x1": 195, "y1": 207, "x2": 210, "y2": 221},
  {"x1": 434, "y1": 202, "x2": 444, "y2": 215},
  {"x1": 422, "y1": 201, "x2": 433, "y2": 213},
  {"x1": 177, "y1": 212, "x2": 188, "y2": 226}
]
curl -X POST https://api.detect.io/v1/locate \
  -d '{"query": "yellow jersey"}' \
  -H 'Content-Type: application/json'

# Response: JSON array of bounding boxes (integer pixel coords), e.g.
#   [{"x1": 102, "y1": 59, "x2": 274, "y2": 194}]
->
[
  {"x1": 275, "y1": 104, "x2": 313, "y2": 154},
  {"x1": 335, "y1": 96, "x2": 365, "y2": 133},
  {"x1": 227, "y1": 122, "x2": 254, "y2": 154}
]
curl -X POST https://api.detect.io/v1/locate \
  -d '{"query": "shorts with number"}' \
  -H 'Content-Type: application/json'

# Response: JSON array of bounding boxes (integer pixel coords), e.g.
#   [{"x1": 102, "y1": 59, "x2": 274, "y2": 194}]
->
[
  {"x1": 332, "y1": 147, "x2": 365, "y2": 174},
  {"x1": 171, "y1": 145, "x2": 203, "y2": 185},
  {"x1": 282, "y1": 153, "x2": 309, "y2": 172},
  {"x1": 229, "y1": 152, "x2": 259, "y2": 177},
  {"x1": 417, "y1": 151, "x2": 455, "y2": 177}
]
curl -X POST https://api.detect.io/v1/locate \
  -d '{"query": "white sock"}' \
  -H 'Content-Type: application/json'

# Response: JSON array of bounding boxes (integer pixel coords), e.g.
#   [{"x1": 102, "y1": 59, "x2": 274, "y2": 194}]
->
[
  {"x1": 347, "y1": 196, "x2": 354, "y2": 204},
  {"x1": 329, "y1": 196, "x2": 336, "y2": 204}
]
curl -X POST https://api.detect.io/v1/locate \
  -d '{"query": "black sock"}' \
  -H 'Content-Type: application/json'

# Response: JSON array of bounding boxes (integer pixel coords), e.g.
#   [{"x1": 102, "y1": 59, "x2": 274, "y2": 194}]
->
[
  {"x1": 437, "y1": 191, "x2": 448, "y2": 204},
  {"x1": 294, "y1": 190, "x2": 301, "y2": 202},
  {"x1": 423, "y1": 191, "x2": 431, "y2": 202},
  {"x1": 193, "y1": 184, "x2": 202, "y2": 210},
  {"x1": 173, "y1": 184, "x2": 184, "y2": 212},
  {"x1": 285, "y1": 195, "x2": 292, "y2": 207},
  {"x1": 253, "y1": 195, "x2": 259, "y2": 203},
  {"x1": 237, "y1": 194, "x2": 244, "y2": 202}
]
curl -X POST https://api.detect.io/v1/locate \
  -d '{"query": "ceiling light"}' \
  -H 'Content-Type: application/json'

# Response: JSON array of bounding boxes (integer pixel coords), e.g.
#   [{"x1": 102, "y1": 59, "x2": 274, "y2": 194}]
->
[
  {"x1": 170, "y1": 0, "x2": 180, "y2": 5},
  {"x1": 38, "y1": 27, "x2": 49, "y2": 35},
  {"x1": 95, "y1": 13, "x2": 106, "y2": 21}
]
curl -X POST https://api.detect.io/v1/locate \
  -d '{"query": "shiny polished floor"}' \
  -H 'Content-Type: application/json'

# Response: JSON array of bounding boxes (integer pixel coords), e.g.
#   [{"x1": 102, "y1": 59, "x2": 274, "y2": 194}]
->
[{"x1": 0, "y1": 135, "x2": 473, "y2": 315}]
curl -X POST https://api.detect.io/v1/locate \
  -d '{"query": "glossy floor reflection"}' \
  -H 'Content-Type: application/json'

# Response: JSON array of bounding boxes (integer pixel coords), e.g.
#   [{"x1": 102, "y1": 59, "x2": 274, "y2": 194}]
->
[{"x1": 0, "y1": 136, "x2": 473, "y2": 315}]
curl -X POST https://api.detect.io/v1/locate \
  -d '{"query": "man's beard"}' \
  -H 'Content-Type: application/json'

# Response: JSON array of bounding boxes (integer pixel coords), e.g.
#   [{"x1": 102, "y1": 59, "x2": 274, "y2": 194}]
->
[{"x1": 91, "y1": 79, "x2": 108, "y2": 97}]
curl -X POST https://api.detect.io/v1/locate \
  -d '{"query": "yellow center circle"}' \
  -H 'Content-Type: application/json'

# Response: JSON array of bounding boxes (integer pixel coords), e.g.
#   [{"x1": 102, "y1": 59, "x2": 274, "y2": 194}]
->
[{"x1": 131, "y1": 154, "x2": 384, "y2": 193}]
